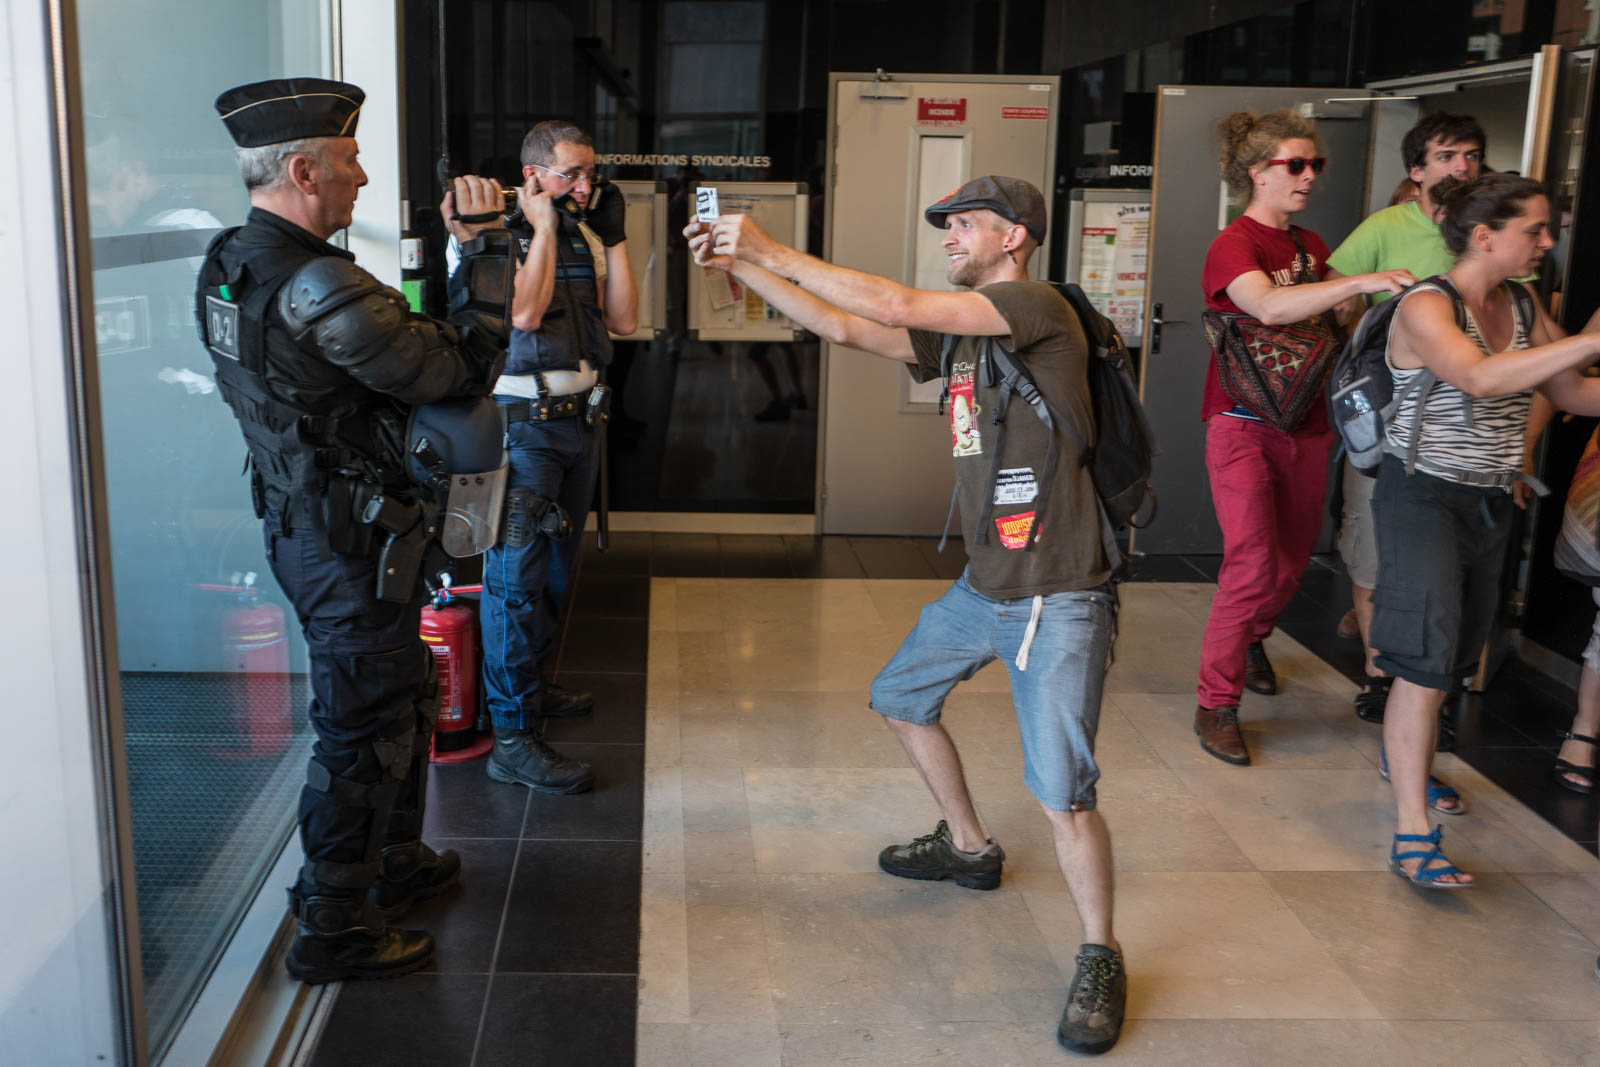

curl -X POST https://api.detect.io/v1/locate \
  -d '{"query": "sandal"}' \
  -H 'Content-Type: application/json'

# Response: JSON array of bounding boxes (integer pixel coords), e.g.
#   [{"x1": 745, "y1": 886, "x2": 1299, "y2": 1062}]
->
[
  {"x1": 1378, "y1": 747, "x2": 1466, "y2": 816},
  {"x1": 1354, "y1": 675, "x2": 1391, "y2": 724},
  {"x1": 1390, "y1": 826, "x2": 1473, "y2": 890},
  {"x1": 1553, "y1": 731, "x2": 1599, "y2": 796}
]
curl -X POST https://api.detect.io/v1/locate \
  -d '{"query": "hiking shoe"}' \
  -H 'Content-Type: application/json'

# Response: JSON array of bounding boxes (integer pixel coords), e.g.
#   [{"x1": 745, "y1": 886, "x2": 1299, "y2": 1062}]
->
[
  {"x1": 1057, "y1": 943, "x2": 1127, "y2": 1055},
  {"x1": 487, "y1": 729, "x2": 595, "y2": 794},
  {"x1": 1194, "y1": 704, "x2": 1250, "y2": 765},
  {"x1": 1244, "y1": 642, "x2": 1277, "y2": 695},
  {"x1": 1354, "y1": 675, "x2": 1391, "y2": 724},
  {"x1": 877, "y1": 820, "x2": 1003, "y2": 890},
  {"x1": 541, "y1": 681, "x2": 594, "y2": 718}
]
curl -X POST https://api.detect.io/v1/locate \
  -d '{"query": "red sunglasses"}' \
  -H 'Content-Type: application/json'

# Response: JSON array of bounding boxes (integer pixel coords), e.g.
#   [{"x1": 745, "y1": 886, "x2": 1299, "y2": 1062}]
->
[{"x1": 1265, "y1": 156, "x2": 1327, "y2": 176}]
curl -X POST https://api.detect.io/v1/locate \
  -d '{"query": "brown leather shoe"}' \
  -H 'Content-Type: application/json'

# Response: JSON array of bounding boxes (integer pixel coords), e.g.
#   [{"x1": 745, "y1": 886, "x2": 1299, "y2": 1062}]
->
[
  {"x1": 1195, "y1": 705, "x2": 1250, "y2": 765},
  {"x1": 1244, "y1": 642, "x2": 1277, "y2": 695}
]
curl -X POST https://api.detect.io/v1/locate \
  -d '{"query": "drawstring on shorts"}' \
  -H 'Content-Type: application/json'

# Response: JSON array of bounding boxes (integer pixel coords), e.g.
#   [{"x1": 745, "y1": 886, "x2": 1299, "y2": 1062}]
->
[{"x1": 1015, "y1": 594, "x2": 1045, "y2": 671}]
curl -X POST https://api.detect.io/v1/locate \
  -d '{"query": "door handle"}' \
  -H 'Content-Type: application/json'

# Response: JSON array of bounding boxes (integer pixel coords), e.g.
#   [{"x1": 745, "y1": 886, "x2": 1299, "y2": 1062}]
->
[{"x1": 1149, "y1": 303, "x2": 1187, "y2": 356}]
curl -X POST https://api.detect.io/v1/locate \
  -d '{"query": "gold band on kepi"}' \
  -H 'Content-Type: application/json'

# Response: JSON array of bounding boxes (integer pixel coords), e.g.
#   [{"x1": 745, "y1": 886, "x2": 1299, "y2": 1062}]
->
[{"x1": 215, "y1": 77, "x2": 365, "y2": 148}]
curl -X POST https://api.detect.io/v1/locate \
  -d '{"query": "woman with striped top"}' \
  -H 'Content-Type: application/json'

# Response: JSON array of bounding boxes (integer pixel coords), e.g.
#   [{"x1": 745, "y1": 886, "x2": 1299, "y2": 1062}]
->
[{"x1": 1376, "y1": 173, "x2": 1600, "y2": 888}]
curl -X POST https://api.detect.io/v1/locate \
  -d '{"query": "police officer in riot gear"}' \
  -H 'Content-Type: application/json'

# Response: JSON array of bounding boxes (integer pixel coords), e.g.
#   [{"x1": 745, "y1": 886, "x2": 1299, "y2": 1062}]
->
[
  {"x1": 200, "y1": 77, "x2": 513, "y2": 983},
  {"x1": 476, "y1": 120, "x2": 636, "y2": 793}
]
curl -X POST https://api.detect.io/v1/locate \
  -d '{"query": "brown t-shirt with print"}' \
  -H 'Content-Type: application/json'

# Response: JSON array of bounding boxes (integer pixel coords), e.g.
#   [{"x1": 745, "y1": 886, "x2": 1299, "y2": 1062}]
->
[{"x1": 908, "y1": 280, "x2": 1110, "y2": 599}]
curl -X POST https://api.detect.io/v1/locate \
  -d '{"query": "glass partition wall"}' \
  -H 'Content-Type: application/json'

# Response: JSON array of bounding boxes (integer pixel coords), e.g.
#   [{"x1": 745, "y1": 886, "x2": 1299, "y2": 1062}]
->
[{"x1": 74, "y1": 0, "x2": 334, "y2": 1057}]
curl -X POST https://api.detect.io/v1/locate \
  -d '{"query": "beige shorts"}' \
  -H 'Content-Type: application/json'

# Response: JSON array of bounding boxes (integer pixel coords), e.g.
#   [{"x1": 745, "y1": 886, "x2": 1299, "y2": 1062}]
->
[{"x1": 1338, "y1": 459, "x2": 1379, "y2": 589}]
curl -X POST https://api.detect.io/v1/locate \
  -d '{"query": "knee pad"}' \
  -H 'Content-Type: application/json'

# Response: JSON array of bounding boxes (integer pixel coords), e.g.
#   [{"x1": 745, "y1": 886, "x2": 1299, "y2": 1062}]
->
[{"x1": 503, "y1": 488, "x2": 572, "y2": 547}]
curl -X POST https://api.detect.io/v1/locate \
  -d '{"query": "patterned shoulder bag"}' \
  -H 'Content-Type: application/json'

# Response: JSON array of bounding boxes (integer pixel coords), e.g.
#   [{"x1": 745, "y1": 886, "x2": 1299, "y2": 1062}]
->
[{"x1": 1200, "y1": 228, "x2": 1343, "y2": 432}]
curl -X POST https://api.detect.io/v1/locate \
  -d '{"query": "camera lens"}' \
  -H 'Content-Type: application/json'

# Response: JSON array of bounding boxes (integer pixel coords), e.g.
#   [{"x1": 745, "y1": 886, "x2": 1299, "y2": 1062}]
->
[{"x1": 503, "y1": 189, "x2": 519, "y2": 209}]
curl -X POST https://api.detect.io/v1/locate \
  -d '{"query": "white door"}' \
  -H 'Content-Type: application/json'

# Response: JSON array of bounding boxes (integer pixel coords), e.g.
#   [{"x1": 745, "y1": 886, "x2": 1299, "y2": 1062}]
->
[{"x1": 819, "y1": 73, "x2": 1058, "y2": 534}]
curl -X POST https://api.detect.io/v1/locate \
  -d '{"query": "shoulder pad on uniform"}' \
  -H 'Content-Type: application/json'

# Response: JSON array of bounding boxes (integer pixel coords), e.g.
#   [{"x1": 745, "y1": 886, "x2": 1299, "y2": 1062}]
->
[{"x1": 278, "y1": 256, "x2": 384, "y2": 331}]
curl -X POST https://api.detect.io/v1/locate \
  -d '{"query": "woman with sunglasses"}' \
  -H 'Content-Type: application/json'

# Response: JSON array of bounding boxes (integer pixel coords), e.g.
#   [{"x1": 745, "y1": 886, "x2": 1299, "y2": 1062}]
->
[{"x1": 1192, "y1": 109, "x2": 1417, "y2": 767}]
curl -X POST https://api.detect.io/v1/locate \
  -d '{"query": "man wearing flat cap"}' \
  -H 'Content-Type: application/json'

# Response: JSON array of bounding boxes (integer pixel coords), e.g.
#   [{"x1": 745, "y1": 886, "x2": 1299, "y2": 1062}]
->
[
  {"x1": 687, "y1": 176, "x2": 1128, "y2": 1056},
  {"x1": 199, "y1": 76, "x2": 516, "y2": 983}
]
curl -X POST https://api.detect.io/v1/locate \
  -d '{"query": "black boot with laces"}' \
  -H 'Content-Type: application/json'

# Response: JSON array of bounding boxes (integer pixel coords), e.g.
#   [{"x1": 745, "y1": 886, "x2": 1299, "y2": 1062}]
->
[
  {"x1": 1057, "y1": 943, "x2": 1127, "y2": 1056},
  {"x1": 487, "y1": 728, "x2": 595, "y2": 794}
]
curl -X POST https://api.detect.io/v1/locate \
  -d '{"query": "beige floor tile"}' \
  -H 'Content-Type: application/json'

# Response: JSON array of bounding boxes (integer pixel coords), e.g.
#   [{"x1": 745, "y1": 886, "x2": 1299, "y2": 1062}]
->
[
  {"x1": 1268, "y1": 871, "x2": 1600, "y2": 1020},
  {"x1": 1171, "y1": 765, "x2": 1504, "y2": 873},
  {"x1": 1386, "y1": 1020, "x2": 1600, "y2": 1066},
  {"x1": 1514, "y1": 871, "x2": 1600, "y2": 946},
  {"x1": 1115, "y1": 689, "x2": 1374, "y2": 772},
  {"x1": 692, "y1": 689, "x2": 911, "y2": 769},
  {"x1": 684, "y1": 871, "x2": 777, "y2": 1023},
  {"x1": 760, "y1": 873, "x2": 1066, "y2": 1026},
  {"x1": 961, "y1": 767, "x2": 1255, "y2": 874},
  {"x1": 742, "y1": 767, "x2": 935, "y2": 874},
  {"x1": 723, "y1": 622, "x2": 903, "y2": 693},
  {"x1": 1439, "y1": 759, "x2": 1600, "y2": 875},
  {"x1": 780, "y1": 1021, "x2": 1071, "y2": 1066},
  {"x1": 681, "y1": 768, "x2": 756, "y2": 876},
  {"x1": 1016, "y1": 870, "x2": 1380, "y2": 1020},
  {"x1": 679, "y1": 577, "x2": 880, "y2": 632},
  {"x1": 863, "y1": 578, "x2": 949, "y2": 634},
  {"x1": 1107, "y1": 1019, "x2": 1414, "y2": 1065},
  {"x1": 635, "y1": 1023, "x2": 690, "y2": 1067},
  {"x1": 644, "y1": 766, "x2": 685, "y2": 876},
  {"x1": 639, "y1": 870, "x2": 690, "y2": 1024}
]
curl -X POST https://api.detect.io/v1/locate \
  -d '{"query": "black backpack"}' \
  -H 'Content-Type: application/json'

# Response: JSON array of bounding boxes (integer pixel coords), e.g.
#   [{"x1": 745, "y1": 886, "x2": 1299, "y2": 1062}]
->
[
  {"x1": 1328, "y1": 275, "x2": 1532, "y2": 477},
  {"x1": 937, "y1": 282, "x2": 1159, "y2": 573}
]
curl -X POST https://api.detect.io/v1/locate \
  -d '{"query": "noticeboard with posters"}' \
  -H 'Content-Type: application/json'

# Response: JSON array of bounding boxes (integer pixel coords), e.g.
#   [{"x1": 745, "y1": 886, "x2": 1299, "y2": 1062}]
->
[
  {"x1": 688, "y1": 182, "x2": 809, "y2": 341},
  {"x1": 608, "y1": 179, "x2": 668, "y2": 341},
  {"x1": 1065, "y1": 188, "x2": 1150, "y2": 348}
]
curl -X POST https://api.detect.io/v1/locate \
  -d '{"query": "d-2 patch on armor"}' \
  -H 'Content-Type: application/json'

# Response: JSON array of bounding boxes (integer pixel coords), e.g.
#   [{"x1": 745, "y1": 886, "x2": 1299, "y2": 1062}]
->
[{"x1": 205, "y1": 295, "x2": 241, "y2": 361}]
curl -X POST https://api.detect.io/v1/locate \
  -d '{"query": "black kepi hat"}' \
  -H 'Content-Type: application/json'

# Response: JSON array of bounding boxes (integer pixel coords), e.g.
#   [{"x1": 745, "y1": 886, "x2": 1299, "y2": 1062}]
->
[
  {"x1": 214, "y1": 78, "x2": 365, "y2": 148},
  {"x1": 924, "y1": 175, "x2": 1047, "y2": 243}
]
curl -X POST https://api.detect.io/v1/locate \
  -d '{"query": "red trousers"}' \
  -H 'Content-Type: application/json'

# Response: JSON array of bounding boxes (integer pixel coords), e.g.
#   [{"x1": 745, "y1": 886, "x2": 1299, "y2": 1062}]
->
[{"x1": 1196, "y1": 416, "x2": 1332, "y2": 709}]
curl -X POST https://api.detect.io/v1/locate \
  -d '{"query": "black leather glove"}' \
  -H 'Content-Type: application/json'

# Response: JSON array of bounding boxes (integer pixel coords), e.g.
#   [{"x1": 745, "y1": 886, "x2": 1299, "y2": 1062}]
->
[{"x1": 585, "y1": 178, "x2": 628, "y2": 246}]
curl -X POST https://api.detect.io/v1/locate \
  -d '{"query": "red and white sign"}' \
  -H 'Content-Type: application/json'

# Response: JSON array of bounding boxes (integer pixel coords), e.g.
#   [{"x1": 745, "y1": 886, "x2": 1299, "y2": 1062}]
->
[
  {"x1": 917, "y1": 97, "x2": 967, "y2": 125},
  {"x1": 995, "y1": 512, "x2": 1037, "y2": 550},
  {"x1": 1002, "y1": 106, "x2": 1049, "y2": 120}
]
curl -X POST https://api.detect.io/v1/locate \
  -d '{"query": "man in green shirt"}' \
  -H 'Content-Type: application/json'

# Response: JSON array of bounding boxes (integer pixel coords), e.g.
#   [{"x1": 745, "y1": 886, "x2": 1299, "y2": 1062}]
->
[{"x1": 1326, "y1": 112, "x2": 1485, "y2": 739}]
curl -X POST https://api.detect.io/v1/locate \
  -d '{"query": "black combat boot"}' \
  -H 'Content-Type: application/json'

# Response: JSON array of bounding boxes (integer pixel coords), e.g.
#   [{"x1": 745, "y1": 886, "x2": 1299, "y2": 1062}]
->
[
  {"x1": 371, "y1": 841, "x2": 462, "y2": 920},
  {"x1": 283, "y1": 890, "x2": 435, "y2": 984},
  {"x1": 541, "y1": 680, "x2": 594, "y2": 718},
  {"x1": 486, "y1": 728, "x2": 595, "y2": 794}
]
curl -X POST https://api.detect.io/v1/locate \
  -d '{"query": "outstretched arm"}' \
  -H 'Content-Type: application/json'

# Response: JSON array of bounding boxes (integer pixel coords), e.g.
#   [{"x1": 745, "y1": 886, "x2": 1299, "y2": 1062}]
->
[
  {"x1": 688, "y1": 226, "x2": 914, "y2": 362},
  {"x1": 700, "y1": 215, "x2": 1008, "y2": 337},
  {"x1": 1395, "y1": 288, "x2": 1600, "y2": 398},
  {"x1": 1224, "y1": 267, "x2": 1416, "y2": 325}
]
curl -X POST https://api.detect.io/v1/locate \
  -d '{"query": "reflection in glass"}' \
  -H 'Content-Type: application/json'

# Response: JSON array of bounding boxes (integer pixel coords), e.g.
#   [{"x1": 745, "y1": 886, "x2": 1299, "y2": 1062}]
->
[{"x1": 76, "y1": 0, "x2": 331, "y2": 1054}]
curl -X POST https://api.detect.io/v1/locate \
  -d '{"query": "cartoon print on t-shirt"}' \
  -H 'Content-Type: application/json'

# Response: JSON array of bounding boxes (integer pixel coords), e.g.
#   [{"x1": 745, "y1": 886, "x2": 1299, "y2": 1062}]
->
[{"x1": 949, "y1": 360, "x2": 982, "y2": 456}]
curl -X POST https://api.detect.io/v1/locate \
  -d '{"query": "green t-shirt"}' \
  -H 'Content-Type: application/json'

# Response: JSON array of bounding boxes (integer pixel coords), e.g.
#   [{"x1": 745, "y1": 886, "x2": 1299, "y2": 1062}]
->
[{"x1": 1326, "y1": 201, "x2": 1455, "y2": 305}]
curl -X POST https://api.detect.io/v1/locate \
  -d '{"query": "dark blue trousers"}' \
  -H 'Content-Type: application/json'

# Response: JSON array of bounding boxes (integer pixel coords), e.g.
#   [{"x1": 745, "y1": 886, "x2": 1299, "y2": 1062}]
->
[
  {"x1": 479, "y1": 412, "x2": 598, "y2": 729},
  {"x1": 264, "y1": 508, "x2": 436, "y2": 895}
]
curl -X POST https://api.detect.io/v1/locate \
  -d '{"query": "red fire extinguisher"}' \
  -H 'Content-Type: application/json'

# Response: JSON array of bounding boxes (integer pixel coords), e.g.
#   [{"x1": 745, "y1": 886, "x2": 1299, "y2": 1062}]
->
[
  {"x1": 214, "y1": 595, "x2": 293, "y2": 760},
  {"x1": 422, "y1": 590, "x2": 493, "y2": 762}
]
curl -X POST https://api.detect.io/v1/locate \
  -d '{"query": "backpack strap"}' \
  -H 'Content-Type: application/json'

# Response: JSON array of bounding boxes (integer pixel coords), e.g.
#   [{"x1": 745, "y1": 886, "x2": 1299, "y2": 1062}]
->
[{"x1": 981, "y1": 338, "x2": 1085, "y2": 552}]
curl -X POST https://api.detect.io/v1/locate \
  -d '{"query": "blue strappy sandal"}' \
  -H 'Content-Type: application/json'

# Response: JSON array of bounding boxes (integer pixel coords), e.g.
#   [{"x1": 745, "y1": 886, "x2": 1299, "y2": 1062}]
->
[
  {"x1": 1390, "y1": 826, "x2": 1473, "y2": 890},
  {"x1": 1378, "y1": 747, "x2": 1466, "y2": 815}
]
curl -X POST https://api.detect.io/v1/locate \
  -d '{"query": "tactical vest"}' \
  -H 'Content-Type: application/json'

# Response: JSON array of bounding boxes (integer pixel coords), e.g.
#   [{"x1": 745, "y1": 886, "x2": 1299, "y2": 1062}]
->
[
  {"x1": 195, "y1": 226, "x2": 403, "y2": 553},
  {"x1": 503, "y1": 209, "x2": 613, "y2": 376}
]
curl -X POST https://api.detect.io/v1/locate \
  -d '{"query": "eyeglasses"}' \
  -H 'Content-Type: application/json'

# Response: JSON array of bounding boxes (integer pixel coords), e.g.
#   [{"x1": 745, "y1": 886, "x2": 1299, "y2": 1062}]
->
[
  {"x1": 530, "y1": 162, "x2": 598, "y2": 186},
  {"x1": 1265, "y1": 156, "x2": 1327, "y2": 176}
]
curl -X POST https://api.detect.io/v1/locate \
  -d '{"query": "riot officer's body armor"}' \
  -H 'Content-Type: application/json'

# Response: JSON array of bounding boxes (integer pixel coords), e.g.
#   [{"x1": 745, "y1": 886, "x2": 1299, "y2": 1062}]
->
[
  {"x1": 197, "y1": 207, "x2": 509, "y2": 554},
  {"x1": 501, "y1": 204, "x2": 613, "y2": 376}
]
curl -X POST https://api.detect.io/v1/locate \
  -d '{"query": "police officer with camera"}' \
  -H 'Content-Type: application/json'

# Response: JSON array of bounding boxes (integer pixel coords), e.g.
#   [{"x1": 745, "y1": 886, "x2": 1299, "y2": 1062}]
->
[
  {"x1": 200, "y1": 77, "x2": 514, "y2": 982},
  {"x1": 475, "y1": 120, "x2": 637, "y2": 794}
]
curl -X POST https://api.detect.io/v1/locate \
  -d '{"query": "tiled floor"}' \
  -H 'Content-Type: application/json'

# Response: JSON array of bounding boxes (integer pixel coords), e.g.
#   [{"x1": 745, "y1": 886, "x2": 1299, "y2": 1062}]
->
[{"x1": 308, "y1": 534, "x2": 1600, "y2": 1065}]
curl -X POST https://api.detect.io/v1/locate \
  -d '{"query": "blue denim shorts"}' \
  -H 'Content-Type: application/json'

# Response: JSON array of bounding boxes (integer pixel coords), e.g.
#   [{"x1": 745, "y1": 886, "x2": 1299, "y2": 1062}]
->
[{"x1": 869, "y1": 572, "x2": 1119, "y2": 811}]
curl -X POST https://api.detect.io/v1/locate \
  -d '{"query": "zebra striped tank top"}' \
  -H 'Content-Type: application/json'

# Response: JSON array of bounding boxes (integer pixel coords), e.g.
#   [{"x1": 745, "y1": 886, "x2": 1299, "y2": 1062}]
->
[{"x1": 1383, "y1": 281, "x2": 1533, "y2": 482}]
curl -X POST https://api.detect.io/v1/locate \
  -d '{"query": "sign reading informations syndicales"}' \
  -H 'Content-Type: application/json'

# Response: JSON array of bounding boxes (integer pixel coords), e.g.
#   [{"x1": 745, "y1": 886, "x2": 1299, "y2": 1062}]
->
[{"x1": 596, "y1": 153, "x2": 773, "y2": 169}]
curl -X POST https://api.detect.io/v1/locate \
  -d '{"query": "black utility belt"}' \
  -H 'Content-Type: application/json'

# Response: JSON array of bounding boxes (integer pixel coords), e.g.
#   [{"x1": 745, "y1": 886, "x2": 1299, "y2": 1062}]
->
[
  {"x1": 503, "y1": 392, "x2": 589, "y2": 423},
  {"x1": 503, "y1": 386, "x2": 611, "y2": 426}
]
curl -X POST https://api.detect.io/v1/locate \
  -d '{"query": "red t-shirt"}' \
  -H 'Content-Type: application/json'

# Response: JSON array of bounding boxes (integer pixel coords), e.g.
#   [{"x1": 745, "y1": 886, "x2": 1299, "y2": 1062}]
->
[{"x1": 1199, "y1": 214, "x2": 1332, "y2": 433}]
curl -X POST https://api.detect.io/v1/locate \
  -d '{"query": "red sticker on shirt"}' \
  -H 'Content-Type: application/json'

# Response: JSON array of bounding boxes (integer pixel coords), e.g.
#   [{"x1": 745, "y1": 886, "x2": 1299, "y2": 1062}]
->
[{"x1": 995, "y1": 512, "x2": 1036, "y2": 550}]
